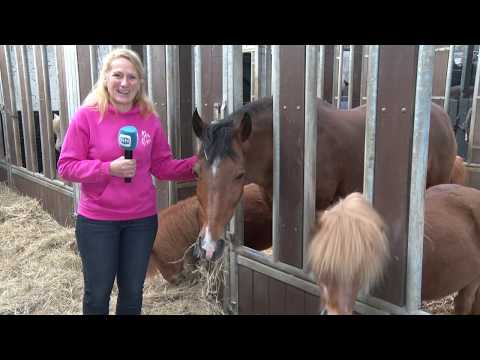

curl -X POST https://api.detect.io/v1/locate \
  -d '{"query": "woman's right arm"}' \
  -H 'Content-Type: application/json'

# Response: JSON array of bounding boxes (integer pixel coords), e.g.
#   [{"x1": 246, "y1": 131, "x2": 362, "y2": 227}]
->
[{"x1": 57, "y1": 111, "x2": 111, "y2": 184}]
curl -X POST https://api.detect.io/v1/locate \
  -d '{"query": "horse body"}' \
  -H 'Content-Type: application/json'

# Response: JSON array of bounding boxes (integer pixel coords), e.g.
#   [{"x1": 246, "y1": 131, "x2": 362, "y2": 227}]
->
[
  {"x1": 309, "y1": 184, "x2": 480, "y2": 315},
  {"x1": 422, "y1": 185, "x2": 480, "y2": 312},
  {"x1": 193, "y1": 96, "x2": 457, "y2": 260}
]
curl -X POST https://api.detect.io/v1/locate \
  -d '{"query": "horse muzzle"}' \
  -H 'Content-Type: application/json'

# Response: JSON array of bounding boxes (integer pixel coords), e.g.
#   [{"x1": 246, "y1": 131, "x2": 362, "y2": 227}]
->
[{"x1": 193, "y1": 235, "x2": 226, "y2": 261}]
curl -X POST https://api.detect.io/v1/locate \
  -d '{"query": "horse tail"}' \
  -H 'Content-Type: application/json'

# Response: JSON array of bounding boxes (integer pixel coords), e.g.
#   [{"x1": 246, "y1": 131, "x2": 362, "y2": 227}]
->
[
  {"x1": 450, "y1": 155, "x2": 468, "y2": 186},
  {"x1": 308, "y1": 192, "x2": 390, "y2": 294}
]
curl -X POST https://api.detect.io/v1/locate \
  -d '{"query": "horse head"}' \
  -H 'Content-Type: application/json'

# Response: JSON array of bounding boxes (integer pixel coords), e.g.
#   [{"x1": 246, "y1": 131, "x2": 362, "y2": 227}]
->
[{"x1": 192, "y1": 108, "x2": 252, "y2": 261}]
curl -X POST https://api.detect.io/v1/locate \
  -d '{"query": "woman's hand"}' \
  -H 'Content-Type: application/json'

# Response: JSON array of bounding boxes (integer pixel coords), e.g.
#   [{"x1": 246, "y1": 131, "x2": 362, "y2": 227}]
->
[{"x1": 109, "y1": 156, "x2": 136, "y2": 178}]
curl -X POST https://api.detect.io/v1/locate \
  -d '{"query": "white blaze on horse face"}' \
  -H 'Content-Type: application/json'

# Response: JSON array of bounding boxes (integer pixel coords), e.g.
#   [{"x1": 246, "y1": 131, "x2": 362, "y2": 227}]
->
[
  {"x1": 201, "y1": 226, "x2": 217, "y2": 260},
  {"x1": 211, "y1": 157, "x2": 221, "y2": 177}
]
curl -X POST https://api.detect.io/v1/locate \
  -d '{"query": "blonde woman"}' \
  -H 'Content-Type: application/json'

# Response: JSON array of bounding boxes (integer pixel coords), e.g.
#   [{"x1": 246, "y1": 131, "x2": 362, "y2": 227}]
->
[{"x1": 58, "y1": 48, "x2": 196, "y2": 315}]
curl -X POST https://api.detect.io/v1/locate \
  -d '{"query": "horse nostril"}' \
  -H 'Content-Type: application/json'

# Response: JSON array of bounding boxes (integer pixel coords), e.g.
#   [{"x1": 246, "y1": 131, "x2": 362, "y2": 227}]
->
[
  {"x1": 210, "y1": 239, "x2": 226, "y2": 261},
  {"x1": 193, "y1": 236, "x2": 205, "y2": 259}
]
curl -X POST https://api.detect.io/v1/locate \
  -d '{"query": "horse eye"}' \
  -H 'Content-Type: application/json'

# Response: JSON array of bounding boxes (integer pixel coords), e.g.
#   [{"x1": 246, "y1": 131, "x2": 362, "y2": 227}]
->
[{"x1": 235, "y1": 173, "x2": 245, "y2": 181}]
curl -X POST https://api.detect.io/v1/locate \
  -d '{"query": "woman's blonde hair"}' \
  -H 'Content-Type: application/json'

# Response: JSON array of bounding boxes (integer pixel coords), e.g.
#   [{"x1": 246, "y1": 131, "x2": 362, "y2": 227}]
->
[{"x1": 82, "y1": 48, "x2": 157, "y2": 119}]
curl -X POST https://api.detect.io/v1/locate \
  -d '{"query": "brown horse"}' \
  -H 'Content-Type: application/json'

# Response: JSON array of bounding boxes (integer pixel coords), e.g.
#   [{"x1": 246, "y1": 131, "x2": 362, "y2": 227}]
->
[
  {"x1": 147, "y1": 183, "x2": 272, "y2": 284},
  {"x1": 192, "y1": 96, "x2": 457, "y2": 260},
  {"x1": 308, "y1": 184, "x2": 480, "y2": 315}
]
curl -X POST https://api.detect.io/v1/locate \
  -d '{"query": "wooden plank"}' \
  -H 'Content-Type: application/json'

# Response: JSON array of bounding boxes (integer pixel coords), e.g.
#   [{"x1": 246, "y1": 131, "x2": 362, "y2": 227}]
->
[
  {"x1": 322, "y1": 45, "x2": 334, "y2": 103},
  {"x1": 0, "y1": 46, "x2": 22, "y2": 166},
  {"x1": 268, "y1": 277, "x2": 286, "y2": 314},
  {"x1": 305, "y1": 292, "x2": 321, "y2": 315},
  {"x1": 431, "y1": 45, "x2": 450, "y2": 108},
  {"x1": 201, "y1": 45, "x2": 223, "y2": 122},
  {"x1": 76, "y1": 45, "x2": 93, "y2": 104},
  {"x1": 252, "y1": 271, "x2": 269, "y2": 314},
  {"x1": 33, "y1": 45, "x2": 56, "y2": 180},
  {"x1": 277, "y1": 45, "x2": 305, "y2": 268},
  {"x1": 12, "y1": 170, "x2": 74, "y2": 226},
  {"x1": 146, "y1": 45, "x2": 169, "y2": 211},
  {"x1": 285, "y1": 284, "x2": 305, "y2": 314},
  {"x1": 178, "y1": 45, "x2": 194, "y2": 158},
  {"x1": 360, "y1": 45, "x2": 370, "y2": 105},
  {"x1": 0, "y1": 162, "x2": 7, "y2": 182},
  {"x1": 15, "y1": 45, "x2": 38, "y2": 172},
  {"x1": 371, "y1": 45, "x2": 419, "y2": 306},
  {"x1": 237, "y1": 264, "x2": 253, "y2": 314},
  {"x1": 349, "y1": 45, "x2": 363, "y2": 108},
  {"x1": 0, "y1": 107, "x2": 5, "y2": 160}
]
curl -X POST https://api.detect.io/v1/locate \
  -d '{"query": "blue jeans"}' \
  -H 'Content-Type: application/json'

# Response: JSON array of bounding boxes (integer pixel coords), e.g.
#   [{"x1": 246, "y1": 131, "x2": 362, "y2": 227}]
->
[{"x1": 75, "y1": 214, "x2": 158, "y2": 315}]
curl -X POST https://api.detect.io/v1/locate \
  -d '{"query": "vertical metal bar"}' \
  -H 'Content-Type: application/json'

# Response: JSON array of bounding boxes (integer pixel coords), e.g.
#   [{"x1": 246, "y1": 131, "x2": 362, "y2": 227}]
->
[
  {"x1": 348, "y1": 45, "x2": 355, "y2": 109},
  {"x1": 363, "y1": 45, "x2": 379, "y2": 202},
  {"x1": 63, "y1": 45, "x2": 81, "y2": 214},
  {"x1": 223, "y1": 45, "x2": 243, "y2": 314},
  {"x1": 406, "y1": 45, "x2": 434, "y2": 313},
  {"x1": 467, "y1": 45, "x2": 480, "y2": 164},
  {"x1": 335, "y1": 45, "x2": 344, "y2": 109},
  {"x1": 166, "y1": 45, "x2": 179, "y2": 206},
  {"x1": 303, "y1": 45, "x2": 318, "y2": 272},
  {"x1": 317, "y1": 45, "x2": 325, "y2": 100},
  {"x1": 272, "y1": 45, "x2": 280, "y2": 263},
  {"x1": 443, "y1": 45, "x2": 454, "y2": 113},
  {"x1": 193, "y1": 45, "x2": 202, "y2": 154}
]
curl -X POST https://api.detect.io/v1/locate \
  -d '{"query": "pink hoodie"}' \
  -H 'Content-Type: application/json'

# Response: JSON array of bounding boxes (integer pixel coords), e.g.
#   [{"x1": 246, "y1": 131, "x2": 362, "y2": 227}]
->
[{"x1": 57, "y1": 104, "x2": 197, "y2": 221}]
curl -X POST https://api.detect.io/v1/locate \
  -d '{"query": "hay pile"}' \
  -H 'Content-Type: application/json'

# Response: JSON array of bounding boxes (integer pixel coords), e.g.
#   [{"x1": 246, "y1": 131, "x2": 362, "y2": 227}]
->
[{"x1": 0, "y1": 183, "x2": 223, "y2": 315}]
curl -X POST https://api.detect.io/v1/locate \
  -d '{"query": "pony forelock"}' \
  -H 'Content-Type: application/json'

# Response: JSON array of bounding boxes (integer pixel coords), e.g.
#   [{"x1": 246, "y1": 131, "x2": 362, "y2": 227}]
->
[{"x1": 308, "y1": 192, "x2": 390, "y2": 294}]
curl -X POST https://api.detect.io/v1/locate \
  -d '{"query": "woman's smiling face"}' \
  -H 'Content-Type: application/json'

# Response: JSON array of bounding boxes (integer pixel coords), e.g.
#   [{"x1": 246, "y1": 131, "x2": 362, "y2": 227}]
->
[{"x1": 106, "y1": 57, "x2": 141, "y2": 112}]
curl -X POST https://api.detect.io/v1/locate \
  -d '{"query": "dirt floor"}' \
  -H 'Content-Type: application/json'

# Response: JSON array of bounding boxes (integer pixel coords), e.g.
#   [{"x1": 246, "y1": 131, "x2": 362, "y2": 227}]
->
[{"x1": 0, "y1": 182, "x2": 454, "y2": 315}]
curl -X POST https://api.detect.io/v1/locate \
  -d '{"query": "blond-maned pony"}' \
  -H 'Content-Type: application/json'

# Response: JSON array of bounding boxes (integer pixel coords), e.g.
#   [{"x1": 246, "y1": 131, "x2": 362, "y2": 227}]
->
[
  {"x1": 308, "y1": 192, "x2": 390, "y2": 315},
  {"x1": 147, "y1": 183, "x2": 272, "y2": 284}
]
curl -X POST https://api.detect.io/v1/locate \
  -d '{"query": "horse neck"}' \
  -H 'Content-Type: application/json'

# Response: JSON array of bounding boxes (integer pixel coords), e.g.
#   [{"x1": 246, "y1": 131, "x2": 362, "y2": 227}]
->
[{"x1": 159, "y1": 197, "x2": 202, "y2": 249}]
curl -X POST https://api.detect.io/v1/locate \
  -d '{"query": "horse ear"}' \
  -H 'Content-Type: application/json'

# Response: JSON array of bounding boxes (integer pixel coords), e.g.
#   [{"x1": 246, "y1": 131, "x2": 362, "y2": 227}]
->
[
  {"x1": 192, "y1": 108, "x2": 206, "y2": 138},
  {"x1": 236, "y1": 112, "x2": 252, "y2": 142}
]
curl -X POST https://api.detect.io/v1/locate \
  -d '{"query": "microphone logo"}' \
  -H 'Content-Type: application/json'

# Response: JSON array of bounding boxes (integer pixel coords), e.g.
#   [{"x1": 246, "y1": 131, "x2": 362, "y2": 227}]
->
[{"x1": 118, "y1": 133, "x2": 132, "y2": 147}]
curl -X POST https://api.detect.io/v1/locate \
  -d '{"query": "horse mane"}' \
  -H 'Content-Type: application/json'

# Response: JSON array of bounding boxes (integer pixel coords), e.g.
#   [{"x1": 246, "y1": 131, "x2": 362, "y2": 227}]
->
[
  {"x1": 201, "y1": 97, "x2": 273, "y2": 166},
  {"x1": 308, "y1": 192, "x2": 390, "y2": 294}
]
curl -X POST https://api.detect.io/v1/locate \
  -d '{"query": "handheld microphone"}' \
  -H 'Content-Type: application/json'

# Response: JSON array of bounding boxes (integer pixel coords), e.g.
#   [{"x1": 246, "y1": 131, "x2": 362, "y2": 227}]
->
[{"x1": 118, "y1": 125, "x2": 138, "y2": 183}]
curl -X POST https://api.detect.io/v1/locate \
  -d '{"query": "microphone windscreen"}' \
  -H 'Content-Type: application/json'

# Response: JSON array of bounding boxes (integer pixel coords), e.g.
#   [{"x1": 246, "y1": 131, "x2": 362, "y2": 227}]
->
[{"x1": 118, "y1": 125, "x2": 138, "y2": 151}]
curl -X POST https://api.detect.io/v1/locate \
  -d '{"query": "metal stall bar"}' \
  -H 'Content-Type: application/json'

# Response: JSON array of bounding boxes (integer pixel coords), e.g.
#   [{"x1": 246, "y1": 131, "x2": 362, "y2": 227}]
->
[
  {"x1": 224, "y1": 45, "x2": 243, "y2": 314},
  {"x1": 302, "y1": 45, "x2": 318, "y2": 273},
  {"x1": 363, "y1": 45, "x2": 379, "y2": 203},
  {"x1": 33, "y1": 45, "x2": 56, "y2": 180},
  {"x1": 348, "y1": 45, "x2": 363, "y2": 109},
  {"x1": 316, "y1": 45, "x2": 325, "y2": 100},
  {"x1": 15, "y1": 45, "x2": 38, "y2": 172},
  {"x1": 0, "y1": 45, "x2": 22, "y2": 169},
  {"x1": 272, "y1": 45, "x2": 280, "y2": 263},
  {"x1": 334, "y1": 45, "x2": 344, "y2": 109},
  {"x1": 360, "y1": 45, "x2": 370, "y2": 106},
  {"x1": 405, "y1": 45, "x2": 434, "y2": 314},
  {"x1": 467, "y1": 46, "x2": 480, "y2": 165},
  {"x1": 55, "y1": 46, "x2": 70, "y2": 163},
  {"x1": 443, "y1": 45, "x2": 454, "y2": 113},
  {"x1": 63, "y1": 45, "x2": 81, "y2": 214}
]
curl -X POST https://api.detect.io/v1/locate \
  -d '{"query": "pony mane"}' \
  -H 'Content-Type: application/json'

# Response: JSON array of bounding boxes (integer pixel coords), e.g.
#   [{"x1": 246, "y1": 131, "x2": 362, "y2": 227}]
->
[{"x1": 308, "y1": 192, "x2": 390, "y2": 294}]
